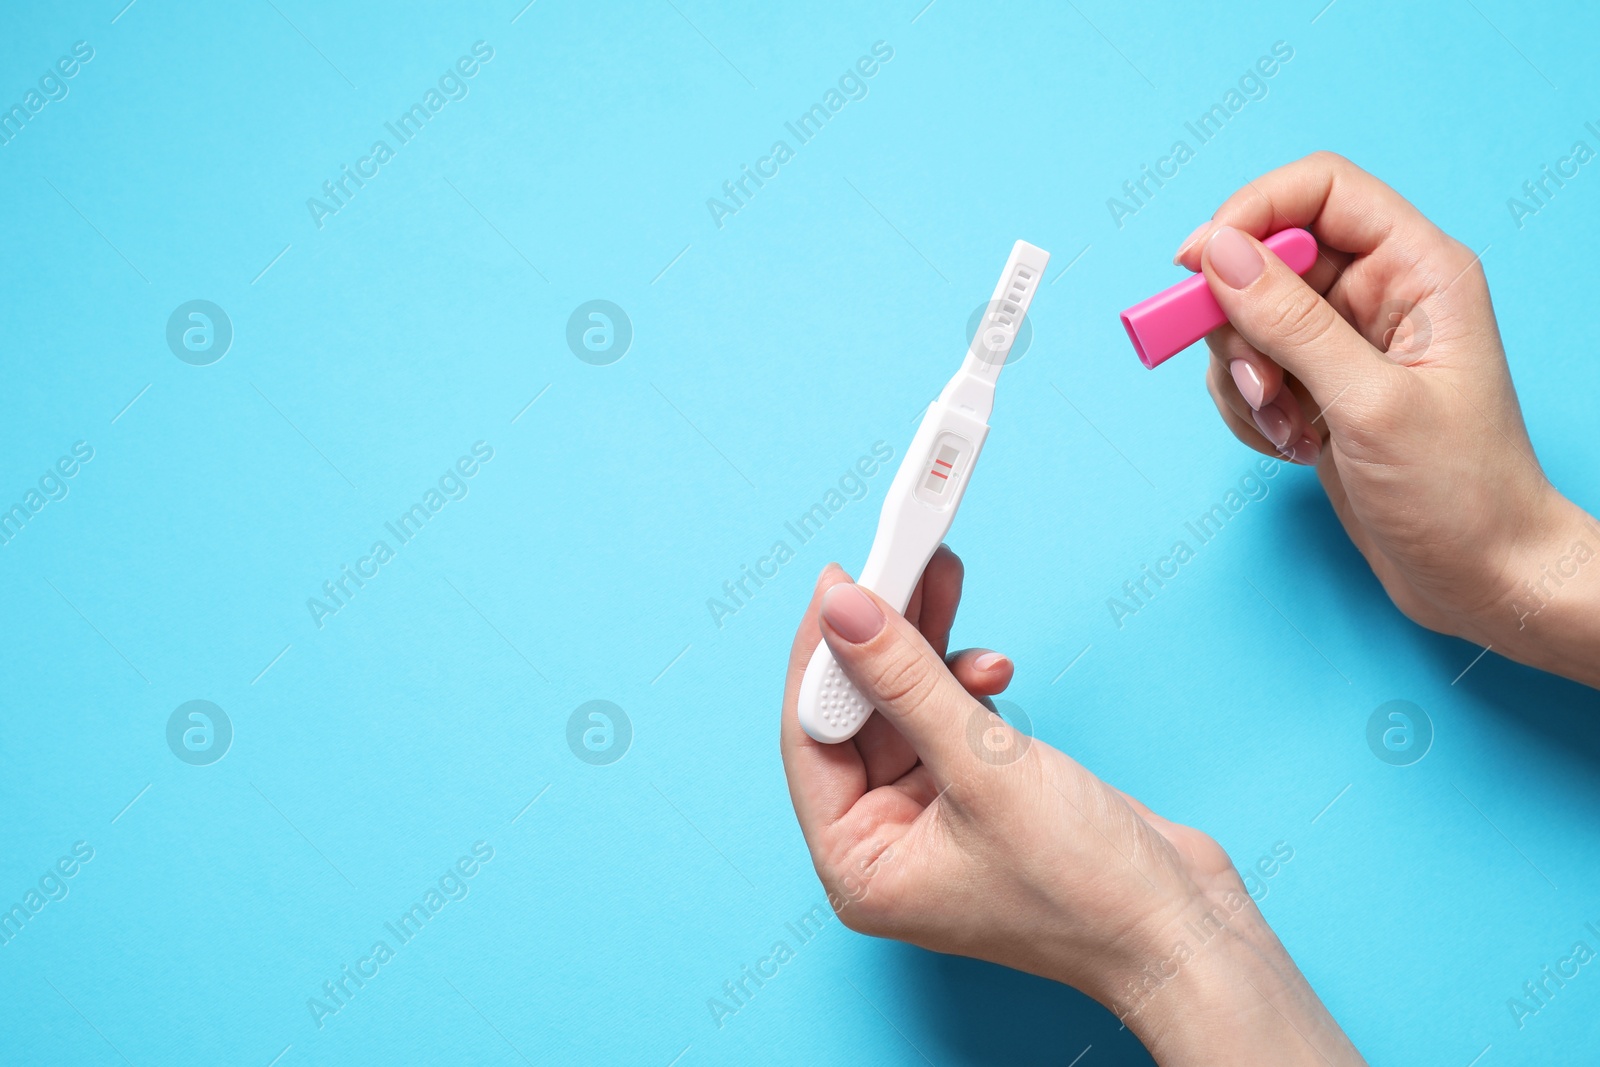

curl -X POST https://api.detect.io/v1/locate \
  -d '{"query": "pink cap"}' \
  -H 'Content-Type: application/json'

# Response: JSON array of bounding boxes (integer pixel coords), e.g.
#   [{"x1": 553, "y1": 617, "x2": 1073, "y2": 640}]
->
[{"x1": 1121, "y1": 228, "x2": 1319, "y2": 369}]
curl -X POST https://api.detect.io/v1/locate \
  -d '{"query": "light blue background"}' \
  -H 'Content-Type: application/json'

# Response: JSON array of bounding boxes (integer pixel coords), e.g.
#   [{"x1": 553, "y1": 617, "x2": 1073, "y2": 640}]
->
[{"x1": 2, "y1": 0, "x2": 1598, "y2": 1063}]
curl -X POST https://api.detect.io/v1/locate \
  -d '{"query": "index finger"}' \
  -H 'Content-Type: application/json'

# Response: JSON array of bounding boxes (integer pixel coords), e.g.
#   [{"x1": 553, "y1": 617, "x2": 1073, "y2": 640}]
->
[{"x1": 1175, "y1": 151, "x2": 1452, "y2": 270}]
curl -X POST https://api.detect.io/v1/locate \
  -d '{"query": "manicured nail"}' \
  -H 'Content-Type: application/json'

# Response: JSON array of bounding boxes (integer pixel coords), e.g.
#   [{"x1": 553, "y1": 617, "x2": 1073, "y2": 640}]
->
[
  {"x1": 1229, "y1": 359, "x2": 1266, "y2": 410},
  {"x1": 1284, "y1": 434, "x2": 1322, "y2": 466},
  {"x1": 821, "y1": 584, "x2": 885, "y2": 643},
  {"x1": 1206, "y1": 226, "x2": 1265, "y2": 289},
  {"x1": 1173, "y1": 220, "x2": 1215, "y2": 264},
  {"x1": 975, "y1": 652, "x2": 1009, "y2": 672},
  {"x1": 1251, "y1": 403, "x2": 1293, "y2": 450}
]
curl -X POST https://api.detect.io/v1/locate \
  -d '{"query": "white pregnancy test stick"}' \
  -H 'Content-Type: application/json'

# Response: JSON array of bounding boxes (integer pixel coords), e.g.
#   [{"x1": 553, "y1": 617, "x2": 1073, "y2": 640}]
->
[{"x1": 798, "y1": 240, "x2": 1050, "y2": 743}]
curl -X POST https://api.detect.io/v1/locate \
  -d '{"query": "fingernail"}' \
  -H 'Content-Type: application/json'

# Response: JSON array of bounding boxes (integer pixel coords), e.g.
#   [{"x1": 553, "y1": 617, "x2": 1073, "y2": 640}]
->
[
  {"x1": 1206, "y1": 226, "x2": 1265, "y2": 289},
  {"x1": 1251, "y1": 403, "x2": 1293, "y2": 450},
  {"x1": 1173, "y1": 220, "x2": 1214, "y2": 264},
  {"x1": 975, "y1": 652, "x2": 1008, "y2": 672},
  {"x1": 1284, "y1": 434, "x2": 1322, "y2": 466},
  {"x1": 821, "y1": 584, "x2": 885, "y2": 643},
  {"x1": 1229, "y1": 359, "x2": 1266, "y2": 409}
]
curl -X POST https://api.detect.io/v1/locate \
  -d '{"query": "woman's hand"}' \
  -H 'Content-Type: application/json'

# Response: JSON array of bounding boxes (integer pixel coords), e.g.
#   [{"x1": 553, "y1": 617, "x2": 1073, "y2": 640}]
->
[
  {"x1": 780, "y1": 552, "x2": 1364, "y2": 1065},
  {"x1": 1177, "y1": 151, "x2": 1600, "y2": 685}
]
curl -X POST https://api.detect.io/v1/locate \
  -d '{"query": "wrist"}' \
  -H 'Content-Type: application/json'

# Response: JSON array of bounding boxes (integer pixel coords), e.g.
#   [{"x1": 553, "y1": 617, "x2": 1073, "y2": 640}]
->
[
  {"x1": 1483, "y1": 491, "x2": 1600, "y2": 688},
  {"x1": 1097, "y1": 882, "x2": 1364, "y2": 1066}
]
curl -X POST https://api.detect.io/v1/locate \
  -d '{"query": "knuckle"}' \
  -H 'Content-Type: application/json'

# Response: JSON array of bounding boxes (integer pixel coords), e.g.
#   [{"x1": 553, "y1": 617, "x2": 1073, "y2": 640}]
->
[
  {"x1": 865, "y1": 642, "x2": 938, "y2": 711},
  {"x1": 1307, "y1": 149, "x2": 1354, "y2": 175},
  {"x1": 835, "y1": 905, "x2": 868, "y2": 933},
  {"x1": 945, "y1": 549, "x2": 964, "y2": 585},
  {"x1": 1441, "y1": 238, "x2": 1487, "y2": 290},
  {"x1": 1259, "y1": 285, "x2": 1336, "y2": 348},
  {"x1": 835, "y1": 895, "x2": 885, "y2": 934},
  {"x1": 823, "y1": 845, "x2": 898, "y2": 934},
  {"x1": 1189, "y1": 830, "x2": 1232, "y2": 874}
]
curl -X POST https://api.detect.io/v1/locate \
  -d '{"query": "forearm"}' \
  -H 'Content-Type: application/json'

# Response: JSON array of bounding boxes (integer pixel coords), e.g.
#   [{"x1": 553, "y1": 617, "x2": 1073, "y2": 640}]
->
[
  {"x1": 1483, "y1": 492, "x2": 1600, "y2": 689},
  {"x1": 1099, "y1": 889, "x2": 1364, "y2": 1067}
]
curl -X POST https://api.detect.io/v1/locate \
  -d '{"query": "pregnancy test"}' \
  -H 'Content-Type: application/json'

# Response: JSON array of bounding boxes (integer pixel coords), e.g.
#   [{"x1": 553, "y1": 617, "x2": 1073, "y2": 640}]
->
[
  {"x1": 1121, "y1": 227, "x2": 1318, "y2": 368},
  {"x1": 797, "y1": 240, "x2": 1050, "y2": 744}
]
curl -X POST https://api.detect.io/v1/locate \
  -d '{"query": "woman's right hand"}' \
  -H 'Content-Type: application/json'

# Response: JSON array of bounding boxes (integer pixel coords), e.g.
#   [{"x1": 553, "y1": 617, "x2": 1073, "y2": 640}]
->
[{"x1": 1175, "y1": 152, "x2": 1600, "y2": 685}]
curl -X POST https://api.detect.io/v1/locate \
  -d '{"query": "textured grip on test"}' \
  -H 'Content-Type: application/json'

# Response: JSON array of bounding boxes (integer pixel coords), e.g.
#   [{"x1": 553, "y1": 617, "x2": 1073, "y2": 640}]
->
[{"x1": 797, "y1": 642, "x2": 874, "y2": 744}]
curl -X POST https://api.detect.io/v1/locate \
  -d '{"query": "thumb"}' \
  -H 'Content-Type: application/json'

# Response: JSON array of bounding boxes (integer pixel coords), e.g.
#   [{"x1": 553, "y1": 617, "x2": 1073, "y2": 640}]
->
[
  {"x1": 1201, "y1": 225, "x2": 1400, "y2": 416},
  {"x1": 818, "y1": 581, "x2": 982, "y2": 780}
]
